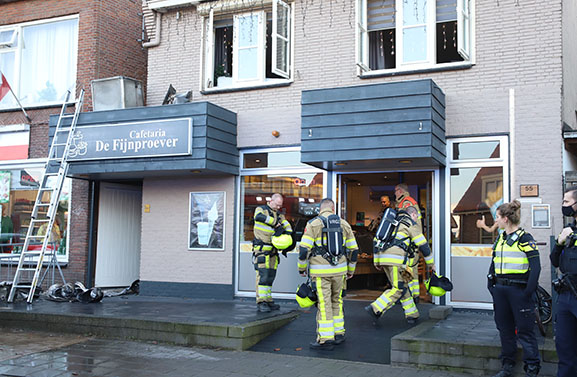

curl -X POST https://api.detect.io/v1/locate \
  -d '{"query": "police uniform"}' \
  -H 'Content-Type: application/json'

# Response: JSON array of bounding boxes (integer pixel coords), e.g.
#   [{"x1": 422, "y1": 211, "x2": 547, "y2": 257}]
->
[
  {"x1": 551, "y1": 224, "x2": 577, "y2": 377},
  {"x1": 298, "y1": 208, "x2": 358, "y2": 345},
  {"x1": 489, "y1": 229, "x2": 541, "y2": 377},
  {"x1": 395, "y1": 193, "x2": 423, "y2": 299},
  {"x1": 253, "y1": 204, "x2": 292, "y2": 307},
  {"x1": 368, "y1": 212, "x2": 433, "y2": 320}
]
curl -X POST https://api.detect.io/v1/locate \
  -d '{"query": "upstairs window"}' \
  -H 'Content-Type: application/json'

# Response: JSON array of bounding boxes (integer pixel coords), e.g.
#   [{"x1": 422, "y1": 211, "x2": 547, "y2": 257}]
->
[
  {"x1": 201, "y1": 0, "x2": 292, "y2": 90},
  {"x1": 0, "y1": 16, "x2": 78, "y2": 109},
  {"x1": 356, "y1": 0, "x2": 471, "y2": 73}
]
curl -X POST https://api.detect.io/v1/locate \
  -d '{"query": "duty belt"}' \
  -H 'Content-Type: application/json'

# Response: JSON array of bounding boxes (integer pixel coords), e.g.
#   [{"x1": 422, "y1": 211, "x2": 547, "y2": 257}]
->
[
  {"x1": 252, "y1": 239, "x2": 275, "y2": 255},
  {"x1": 495, "y1": 277, "x2": 528, "y2": 287}
]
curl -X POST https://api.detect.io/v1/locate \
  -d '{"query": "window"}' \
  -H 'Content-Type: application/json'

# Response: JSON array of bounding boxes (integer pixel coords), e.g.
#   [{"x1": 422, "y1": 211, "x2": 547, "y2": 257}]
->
[
  {"x1": 0, "y1": 16, "x2": 78, "y2": 109},
  {"x1": 0, "y1": 165, "x2": 71, "y2": 261},
  {"x1": 446, "y1": 136, "x2": 508, "y2": 306},
  {"x1": 356, "y1": 0, "x2": 471, "y2": 73},
  {"x1": 201, "y1": 0, "x2": 292, "y2": 90}
]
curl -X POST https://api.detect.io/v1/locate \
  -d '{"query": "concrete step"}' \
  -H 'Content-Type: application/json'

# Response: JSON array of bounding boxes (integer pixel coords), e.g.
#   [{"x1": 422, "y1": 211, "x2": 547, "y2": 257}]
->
[
  {"x1": 391, "y1": 311, "x2": 558, "y2": 376},
  {"x1": 0, "y1": 297, "x2": 299, "y2": 351}
]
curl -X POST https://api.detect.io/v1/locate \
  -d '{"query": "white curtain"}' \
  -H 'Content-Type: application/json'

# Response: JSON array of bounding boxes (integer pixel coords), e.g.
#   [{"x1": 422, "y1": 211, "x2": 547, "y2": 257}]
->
[{"x1": 20, "y1": 18, "x2": 78, "y2": 105}]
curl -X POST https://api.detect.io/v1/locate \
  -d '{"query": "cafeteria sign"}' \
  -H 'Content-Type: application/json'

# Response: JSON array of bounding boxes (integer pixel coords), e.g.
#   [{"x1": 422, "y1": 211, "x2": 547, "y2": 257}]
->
[{"x1": 66, "y1": 118, "x2": 191, "y2": 161}]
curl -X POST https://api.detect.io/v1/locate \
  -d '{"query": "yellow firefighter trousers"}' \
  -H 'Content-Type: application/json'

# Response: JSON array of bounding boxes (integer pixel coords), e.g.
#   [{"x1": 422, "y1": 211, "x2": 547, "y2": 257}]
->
[
  {"x1": 315, "y1": 275, "x2": 345, "y2": 343},
  {"x1": 370, "y1": 265, "x2": 419, "y2": 319}
]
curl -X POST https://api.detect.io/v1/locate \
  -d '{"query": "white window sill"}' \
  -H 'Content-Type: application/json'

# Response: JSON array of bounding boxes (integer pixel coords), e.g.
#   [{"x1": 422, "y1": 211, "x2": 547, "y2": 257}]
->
[
  {"x1": 201, "y1": 80, "x2": 292, "y2": 95},
  {"x1": 360, "y1": 62, "x2": 474, "y2": 79}
]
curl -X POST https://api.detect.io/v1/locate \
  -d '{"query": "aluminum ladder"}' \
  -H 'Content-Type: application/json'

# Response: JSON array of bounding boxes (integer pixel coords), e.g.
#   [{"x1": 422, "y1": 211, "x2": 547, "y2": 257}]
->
[{"x1": 8, "y1": 89, "x2": 84, "y2": 303}]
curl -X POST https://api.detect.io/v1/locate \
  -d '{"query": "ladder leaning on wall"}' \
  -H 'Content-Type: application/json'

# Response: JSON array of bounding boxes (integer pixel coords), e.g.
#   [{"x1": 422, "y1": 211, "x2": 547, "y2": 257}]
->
[{"x1": 8, "y1": 89, "x2": 84, "y2": 304}]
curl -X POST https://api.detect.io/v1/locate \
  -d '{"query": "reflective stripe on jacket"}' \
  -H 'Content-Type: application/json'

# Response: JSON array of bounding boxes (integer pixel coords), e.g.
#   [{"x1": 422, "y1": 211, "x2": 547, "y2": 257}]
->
[
  {"x1": 253, "y1": 205, "x2": 292, "y2": 249},
  {"x1": 298, "y1": 209, "x2": 358, "y2": 277},
  {"x1": 493, "y1": 230, "x2": 534, "y2": 275},
  {"x1": 373, "y1": 215, "x2": 433, "y2": 266}
]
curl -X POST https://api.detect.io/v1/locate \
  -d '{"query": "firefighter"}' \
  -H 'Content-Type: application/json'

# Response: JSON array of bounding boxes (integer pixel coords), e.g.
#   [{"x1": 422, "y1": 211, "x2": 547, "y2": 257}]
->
[
  {"x1": 550, "y1": 186, "x2": 577, "y2": 377},
  {"x1": 394, "y1": 183, "x2": 423, "y2": 301},
  {"x1": 365, "y1": 206, "x2": 434, "y2": 324},
  {"x1": 298, "y1": 198, "x2": 358, "y2": 350},
  {"x1": 488, "y1": 200, "x2": 541, "y2": 377},
  {"x1": 253, "y1": 193, "x2": 292, "y2": 313}
]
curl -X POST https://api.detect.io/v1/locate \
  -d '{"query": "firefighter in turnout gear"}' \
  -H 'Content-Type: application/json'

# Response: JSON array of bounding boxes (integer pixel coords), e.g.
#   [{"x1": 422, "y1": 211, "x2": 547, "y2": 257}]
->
[
  {"x1": 488, "y1": 200, "x2": 541, "y2": 377},
  {"x1": 365, "y1": 206, "x2": 434, "y2": 324},
  {"x1": 550, "y1": 186, "x2": 577, "y2": 377},
  {"x1": 253, "y1": 193, "x2": 292, "y2": 313},
  {"x1": 394, "y1": 183, "x2": 423, "y2": 301},
  {"x1": 298, "y1": 198, "x2": 358, "y2": 350}
]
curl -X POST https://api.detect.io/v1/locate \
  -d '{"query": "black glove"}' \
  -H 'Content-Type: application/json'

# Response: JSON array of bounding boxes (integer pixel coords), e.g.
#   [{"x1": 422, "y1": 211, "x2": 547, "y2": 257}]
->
[
  {"x1": 282, "y1": 249, "x2": 288, "y2": 258},
  {"x1": 274, "y1": 227, "x2": 284, "y2": 237}
]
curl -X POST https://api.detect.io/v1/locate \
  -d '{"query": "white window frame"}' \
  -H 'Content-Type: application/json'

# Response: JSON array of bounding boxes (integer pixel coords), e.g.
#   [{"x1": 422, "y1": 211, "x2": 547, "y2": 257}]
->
[
  {"x1": 0, "y1": 15, "x2": 79, "y2": 109},
  {"x1": 0, "y1": 28, "x2": 18, "y2": 49},
  {"x1": 445, "y1": 135, "x2": 509, "y2": 309},
  {"x1": 201, "y1": 2, "x2": 294, "y2": 91},
  {"x1": 457, "y1": 0, "x2": 471, "y2": 60},
  {"x1": 233, "y1": 11, "x2": 266, "y2": 83},
  {"x1": 397, "y1": 0, "x2": 436, "y2": 67},
  {"x1": 356, "y1": 0, "x2": 474, "y2": 75},
  {"x1": 272, "y1": 0, "x2": 291, "y2": 78}
]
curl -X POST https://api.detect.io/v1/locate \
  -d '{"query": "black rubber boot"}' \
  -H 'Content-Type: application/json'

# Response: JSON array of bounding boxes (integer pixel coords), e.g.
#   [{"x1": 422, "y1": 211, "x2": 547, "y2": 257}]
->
[
  {"x1": 364, "y1": 305, "x2": 381, "y2": 322},
  {"x1": 309, "y1": 340, "x2": 334, "y2": 351},
  {"x1": 524, "y1": 363, "x2": 540, "y2": 377},
  {"x1": 257, "y1": 302, "x2": 271, "y2": 313},
  {"x1": 266, "y1": 301, "x2": 280, "y2": 310},
  {"x1": 492, "y1": 362, "x2": 514, "y2": 377},
  {"x1": 334, "y1": 334, "x2": 346, "y2": 345}
]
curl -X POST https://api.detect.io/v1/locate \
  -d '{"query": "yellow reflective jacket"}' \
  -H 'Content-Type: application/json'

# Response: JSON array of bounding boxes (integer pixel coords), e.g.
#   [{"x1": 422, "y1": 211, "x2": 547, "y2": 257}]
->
[
  {"x1": 373, "y1": 214, "x2": 433, "y2": 267},
  {"x1": 253, "y1": 204, "x2": 292, "y2": 254},
  {"x1": 298, "y1": 209, "x2": 358, "y2": 277},
  {"x1": 493, "y1": 229, "x2": 536, "y2": 275}
]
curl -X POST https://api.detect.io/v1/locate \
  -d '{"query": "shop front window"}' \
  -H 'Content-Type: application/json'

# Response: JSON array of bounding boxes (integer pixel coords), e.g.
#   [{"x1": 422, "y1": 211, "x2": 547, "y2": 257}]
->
[
  {"x1": 237, "y1": 148, "x2": 326, "y2": 295},
  {"x1": 0, "y1": 167, "x2": 70, "y2": 259},
  {"x1": 447, "y1": 136, "x2": 508, "y2": 306}
]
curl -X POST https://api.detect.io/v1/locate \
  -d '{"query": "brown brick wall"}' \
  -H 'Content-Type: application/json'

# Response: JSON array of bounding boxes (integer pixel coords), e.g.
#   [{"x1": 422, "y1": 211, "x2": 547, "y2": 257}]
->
[{"x1": 0, "y1": 0, "x2": 148, "y2": 285}]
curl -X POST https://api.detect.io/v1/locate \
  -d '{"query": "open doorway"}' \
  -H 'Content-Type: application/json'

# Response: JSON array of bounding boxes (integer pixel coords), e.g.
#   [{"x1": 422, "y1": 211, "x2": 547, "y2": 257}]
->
[{"x1": 336, "y1": 171, "x2": 433, "y2": 302}]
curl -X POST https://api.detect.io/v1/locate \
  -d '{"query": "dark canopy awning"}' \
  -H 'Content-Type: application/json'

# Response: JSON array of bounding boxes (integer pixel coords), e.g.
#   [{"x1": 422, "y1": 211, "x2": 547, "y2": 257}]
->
[
  {"x1": 49, "y1": 102, "x2": 238, "y2": 180},
  {"x1": 301, "y1": 79, "x2": 446, "y2": 170}
]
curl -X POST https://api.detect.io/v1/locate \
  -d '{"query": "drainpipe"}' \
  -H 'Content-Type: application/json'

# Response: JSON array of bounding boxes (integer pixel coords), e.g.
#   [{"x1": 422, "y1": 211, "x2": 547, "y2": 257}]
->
[
  {"x1": 86, "y1": 180, "x2": 98, "y2": 287},
  {"x1": 143, "y1": 10, "x2": 162, "y2": 48}
]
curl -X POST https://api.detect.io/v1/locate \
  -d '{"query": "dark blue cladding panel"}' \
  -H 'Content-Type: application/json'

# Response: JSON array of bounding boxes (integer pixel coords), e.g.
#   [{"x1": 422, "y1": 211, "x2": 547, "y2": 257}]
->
[
  {"x1": 301, "y1": 79, "x2": 446, "y2": 170},
  {"x1": 50, "y1": 101, "x2": 238, "y2": 177}
]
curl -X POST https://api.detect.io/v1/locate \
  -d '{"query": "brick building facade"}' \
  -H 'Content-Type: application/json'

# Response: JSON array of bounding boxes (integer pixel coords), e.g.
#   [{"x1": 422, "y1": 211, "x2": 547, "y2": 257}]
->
[{"x1": 0, "y1": 0, "x2": 147, "y2": 284}]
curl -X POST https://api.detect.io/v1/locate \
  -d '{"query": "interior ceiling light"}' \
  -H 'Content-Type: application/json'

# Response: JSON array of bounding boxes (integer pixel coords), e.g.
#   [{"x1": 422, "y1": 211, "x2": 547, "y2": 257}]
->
[
  {"x1": 255, "y1": 159, "x2": 261, "y2": 163},
  {"x1": 399, "y1": 160, "x2": 412, "y2": 164},
  {"x1": 334, "y1": 162, "x2": 347, "y2": 166}
]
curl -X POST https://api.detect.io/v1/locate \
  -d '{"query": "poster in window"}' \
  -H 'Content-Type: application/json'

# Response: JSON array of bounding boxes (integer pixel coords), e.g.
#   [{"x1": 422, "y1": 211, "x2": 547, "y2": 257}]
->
[
  {"x1": 189, "y1": 191, "x2": 225, "y2": 251},
  {"x1": 0, "y1": 171, "x2": 10, "y2": 203}
]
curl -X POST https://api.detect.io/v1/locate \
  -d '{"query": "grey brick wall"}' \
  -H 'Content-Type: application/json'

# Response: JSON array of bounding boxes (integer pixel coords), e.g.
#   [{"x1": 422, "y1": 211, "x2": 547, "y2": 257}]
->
[
  {"x1": 140, "y1": 176, "x2": 235, "y2": 285},
  {"x1": 145, "y1": 0, "x2": 566, "y2": 289}
]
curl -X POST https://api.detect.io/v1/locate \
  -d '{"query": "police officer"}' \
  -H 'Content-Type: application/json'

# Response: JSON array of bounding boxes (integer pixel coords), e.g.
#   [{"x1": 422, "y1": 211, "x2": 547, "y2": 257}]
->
[
  {"x1": 394, "y1": 183, "x2": 423, "y2": 300},
  {"x1": 365, "y1": 206, "x2": 434, "y2": 324},
  {"x1": 253, "y1": 193, "x2": 292, "y2": 313},
  {"x1": 488, "y1": 200, "x2": 541, "y2": 377},
  {"x1": 298, "y1": 198, "x2": 358, "y2": 350},
  {"x1": 550, "y1": 186, "x2": 577, "y2": 377}
]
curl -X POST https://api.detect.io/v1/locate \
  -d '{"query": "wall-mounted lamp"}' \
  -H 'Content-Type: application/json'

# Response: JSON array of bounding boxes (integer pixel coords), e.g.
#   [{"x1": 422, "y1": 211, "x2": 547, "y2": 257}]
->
[{"x1": 272, "y1": 130, "x2": 280, "y2": 138}]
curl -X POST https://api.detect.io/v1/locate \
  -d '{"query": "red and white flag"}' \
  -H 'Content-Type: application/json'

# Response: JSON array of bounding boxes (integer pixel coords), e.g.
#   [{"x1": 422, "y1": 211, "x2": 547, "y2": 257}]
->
[{"x1": 0, "y1": 72, "x2": 12, "y2": 102}]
